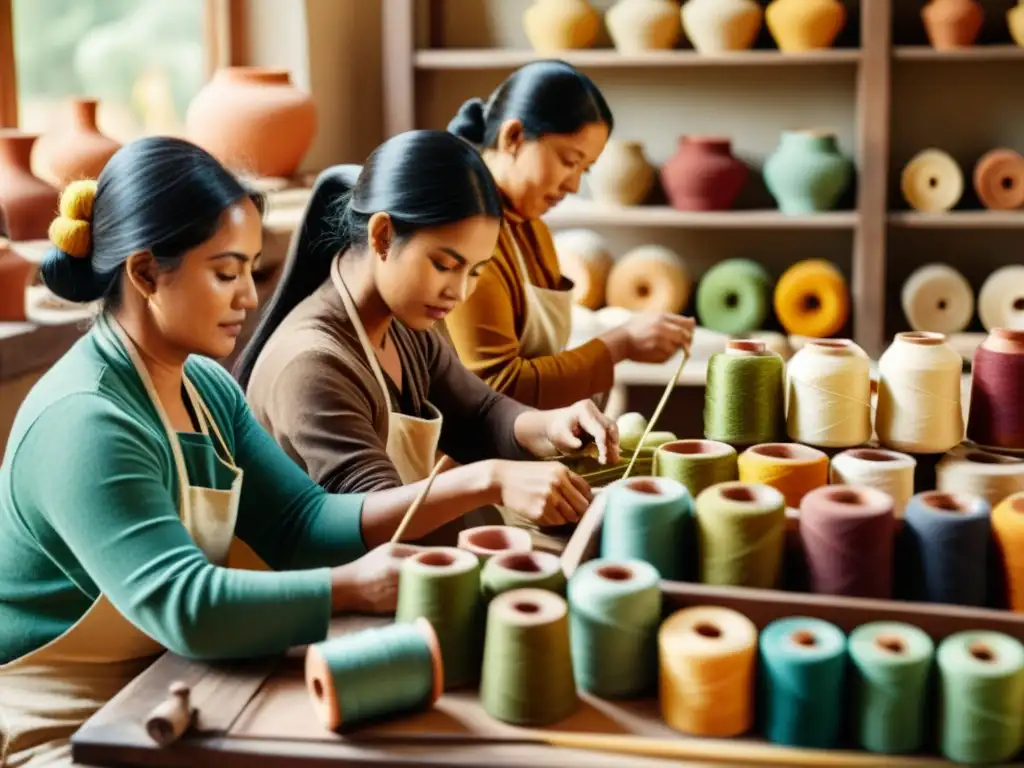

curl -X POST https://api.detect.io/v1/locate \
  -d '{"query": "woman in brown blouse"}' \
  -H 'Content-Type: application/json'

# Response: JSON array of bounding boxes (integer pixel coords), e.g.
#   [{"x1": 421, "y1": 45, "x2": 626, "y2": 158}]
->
[
  {"x1": 442, "y1": 60, "x2": 695, "y2": 411},
  {"x1": 235, "y1": 130, "x2": 618, "y2": 546}
]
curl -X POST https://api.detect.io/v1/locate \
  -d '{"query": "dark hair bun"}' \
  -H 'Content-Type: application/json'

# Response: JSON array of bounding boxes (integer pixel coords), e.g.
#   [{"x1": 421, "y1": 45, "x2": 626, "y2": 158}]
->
[
  {"x1": 447, "y1": 98, "x2": 487, "y2": 145},
  {"x1": 39, "y1": 246, "x2": 109, "y2": 304}
]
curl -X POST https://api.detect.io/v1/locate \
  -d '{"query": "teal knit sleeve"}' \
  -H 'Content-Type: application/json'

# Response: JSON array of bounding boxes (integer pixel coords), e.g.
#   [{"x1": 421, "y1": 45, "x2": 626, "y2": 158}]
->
[
  {"x1": 13, "y1": 394, "x2": 333, "y2": 661},
  {"x1": 188, "y1": 357, "x2": 369, "y2": 569}
]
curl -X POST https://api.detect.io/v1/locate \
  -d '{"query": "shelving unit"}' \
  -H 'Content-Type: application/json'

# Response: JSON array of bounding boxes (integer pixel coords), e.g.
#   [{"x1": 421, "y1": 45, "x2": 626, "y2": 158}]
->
[{"x1": 382, "y1": 0, "x2": 1024, "y2": 359}]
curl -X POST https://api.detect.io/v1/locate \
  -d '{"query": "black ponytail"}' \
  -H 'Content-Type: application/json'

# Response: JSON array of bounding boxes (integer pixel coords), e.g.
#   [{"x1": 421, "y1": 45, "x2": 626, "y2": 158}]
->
[{"x1": 233, "y1": 129, "x2": 503, "y2": 390}]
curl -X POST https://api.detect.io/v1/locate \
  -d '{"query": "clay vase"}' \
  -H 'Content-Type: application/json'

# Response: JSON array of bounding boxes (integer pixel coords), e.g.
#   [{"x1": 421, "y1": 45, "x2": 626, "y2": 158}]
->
[
  {"x1": 0, "y1": 131, "x2": 59, "y2": 241},
  {"x1": 606, "y1": 0, "x2": 682, "y2": 52},
  {"x1": 764, "y1": 130, "x2": 852, "y2": 214},
  {"x1": 0, "y1": 238, "x2": 34, "y2": 321},
  {"x1": 922, "y1": 0, "x2": 984, "y2": 49},
  {"x1": 1010, "y1": 1, "x2": 1024, "y2": 47},
  {"x1": 32, "y1": 99, "x2": 120, "y2": 189},
  {"x1": 186, "y1": 67, "x2": 317, "y2": 178},
  {"x1": 660, "y1": 136, "x2": 749, "y2": 212},
  {"x1": 523, "y1": 0, "x2": 600, "y2": 52},
  {"x1": 681, "y1": 0, "x2": 763, "y2": 53},
  {"x1": 588, "y1": 140, "x2": 656, "y2": 206},
  {"x1": 765, "y1": 0, "x2": 846, "y2": 52}
]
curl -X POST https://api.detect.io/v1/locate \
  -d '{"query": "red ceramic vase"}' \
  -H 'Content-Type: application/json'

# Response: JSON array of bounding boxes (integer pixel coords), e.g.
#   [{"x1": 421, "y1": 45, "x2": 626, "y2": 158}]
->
[
  {"x1": 0, "y1": 131, "x2": 59, "y2": 241},
  {"x1": 33, "y1": 99, "x2": 121, "y2": 189},
  {"x1": 660, "y1": 136, "x2": 749, "y2": 212}
]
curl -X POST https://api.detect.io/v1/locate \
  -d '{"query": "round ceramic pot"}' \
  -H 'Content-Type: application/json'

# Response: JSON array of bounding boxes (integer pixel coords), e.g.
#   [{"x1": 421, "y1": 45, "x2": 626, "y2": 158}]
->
[
  {"x1": 763, "y1": 130, "x2": 852, "y2": 214},
  {"x1": 588, "y1": 140, "x2": 656, "y2": 205},
  {"x1": 661, "y1": 136, "x2": 749, "y2": 211},
  {"x1": 523, "y1": 0, "x2": 600, "y2": 52},
  {"x1": 32, "y1": 99, "x2": 120, "y2": 189},
  {"x1": 186, "y1": 67, "x2": 317, "y2": 178},
  {"x1": 922, "y1": 0, "x2": 984, "y2": 49},
  {"x1": 765, "y1": 0, "x2": 846, "y2": 52},
  {"x1": 606, "y1": 0, "x2": 682, "y2": 52},
  {"x1": 681, "y1": 0, "x2": 763, "y2": 53}
]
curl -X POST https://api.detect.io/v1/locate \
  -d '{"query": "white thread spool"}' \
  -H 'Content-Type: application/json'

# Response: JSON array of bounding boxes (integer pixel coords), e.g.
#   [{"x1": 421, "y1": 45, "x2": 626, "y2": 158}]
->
[
  {"x1": 785, "y1": 339, "x2": 872, "y2": 448},
  {"x1": 875, "y1": 332, "x2": 964, "y2": 454},
  {"x1": 829, "y1": 448, "x2": 917, "y2": 518},
  {"x1": 978, "y1": 265, "x2": 1024, "y2": 331},
  {"x1": 936, "y1": 445, "x2": 1024, "y2": 509},
  {"x1": 901, "y1": 264, "x2": 975, "y2": 335},
  {"x1": 553, "y1": 229, "x2": 613, "y2": 311}
]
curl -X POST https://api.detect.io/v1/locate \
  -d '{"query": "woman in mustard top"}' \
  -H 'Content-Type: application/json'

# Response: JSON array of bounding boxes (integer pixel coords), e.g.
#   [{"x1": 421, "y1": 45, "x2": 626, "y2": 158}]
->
[{"x1": 443, "y1": 60, "x2": 695, "y2": 411}]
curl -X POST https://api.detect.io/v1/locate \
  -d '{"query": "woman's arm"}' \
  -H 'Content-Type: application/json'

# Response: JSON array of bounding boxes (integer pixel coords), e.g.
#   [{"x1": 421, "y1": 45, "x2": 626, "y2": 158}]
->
[
  {"x1": 443, "y1": 242, "x2": 616, "y2": 410},
  {"x1": 15, "y1": 394, "x2": 334, "y2": 661}
]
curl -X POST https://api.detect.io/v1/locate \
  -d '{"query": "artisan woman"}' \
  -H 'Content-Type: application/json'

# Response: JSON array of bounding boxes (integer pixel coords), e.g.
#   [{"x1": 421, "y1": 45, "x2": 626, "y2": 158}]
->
[
  {"x1": 0, "y1": 137, "x2": 497, "y2": 766},
  {"x1": 236, "y1": 130, "x2": 620, "y2": 547},
  {"x1": 443, "y1": 59, "x2": 696, "y2": 411}
]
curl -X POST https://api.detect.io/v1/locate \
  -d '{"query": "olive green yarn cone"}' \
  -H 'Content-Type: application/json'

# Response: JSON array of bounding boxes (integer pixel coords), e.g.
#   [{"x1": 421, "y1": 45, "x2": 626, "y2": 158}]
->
[
  {"x1": 480, "y1": 588, "x2": 578, "y2": 726},
  {"x1": 704, "y1": 342, "x2": 785, "y2": 447},
  {"x1": 480, "y1": 551, "x2": 566, "y2": 602},
  {"x1": 395, "y1": 547, "x2": 482, "y2": 690}
]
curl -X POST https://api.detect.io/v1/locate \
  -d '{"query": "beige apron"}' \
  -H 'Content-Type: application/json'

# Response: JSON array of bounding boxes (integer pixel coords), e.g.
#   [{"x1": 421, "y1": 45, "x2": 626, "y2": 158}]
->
[
  {"x1": 493, "y1": 224, "x2": 579, "y2": 551},
  {"x1": 330, "y1": 259, "x2": 464, "y2": 545},
  {"x1": 0, "y1": 316, "x2": 252, "y2": 767}
]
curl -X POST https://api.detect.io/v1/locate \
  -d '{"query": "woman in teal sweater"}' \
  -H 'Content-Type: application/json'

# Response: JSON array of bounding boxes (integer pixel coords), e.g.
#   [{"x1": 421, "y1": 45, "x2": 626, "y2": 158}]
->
[{"x1": 0, "y1": 136, "x2": 613, "y2": 766}]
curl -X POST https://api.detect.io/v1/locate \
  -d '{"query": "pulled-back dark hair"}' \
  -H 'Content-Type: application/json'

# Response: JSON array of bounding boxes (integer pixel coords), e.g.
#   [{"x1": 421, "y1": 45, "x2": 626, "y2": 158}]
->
[
  {"x1": 233, "y1": 128, "x2": 503, "y2": 390},
  {"x1": 40, "y1": 136, "x2": 263, "y2": 309},
  {"x1": 447, "y1": 59, "x2": 613, "y2": 149}
]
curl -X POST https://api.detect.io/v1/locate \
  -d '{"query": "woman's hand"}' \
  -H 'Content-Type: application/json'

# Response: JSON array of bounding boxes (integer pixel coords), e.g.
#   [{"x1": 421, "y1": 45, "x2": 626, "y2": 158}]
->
[
  {"x1": 330, "y1": 543, "x2": 423, "y2": 614},
  {"x1": 601, "y1": 313, "x2": 695, "y2": 365},
  {"x1": 514, "y1": 400, "x2": 620, "y2": 465},
  {"x1": 491, "y1": 460, "x2": 593, "y2": 526}
]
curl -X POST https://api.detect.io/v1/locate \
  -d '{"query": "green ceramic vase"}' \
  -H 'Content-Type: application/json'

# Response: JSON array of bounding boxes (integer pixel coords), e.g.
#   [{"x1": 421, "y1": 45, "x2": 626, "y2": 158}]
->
[{"x1": 763, "y1": 130, "x2": 852, "y2": 214}]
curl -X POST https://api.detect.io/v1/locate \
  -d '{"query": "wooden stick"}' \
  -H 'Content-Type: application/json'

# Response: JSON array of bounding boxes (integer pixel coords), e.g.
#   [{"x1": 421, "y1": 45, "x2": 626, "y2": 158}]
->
[
  {"x1": 622, "y1": 351, "x2": 689, "y2": 480},
  {"x1": 389, "y1": 455, "x2": 453, "y2": 544},
  {"x1": 145, "y1": 681, "x2": 194, "y2": 747}
]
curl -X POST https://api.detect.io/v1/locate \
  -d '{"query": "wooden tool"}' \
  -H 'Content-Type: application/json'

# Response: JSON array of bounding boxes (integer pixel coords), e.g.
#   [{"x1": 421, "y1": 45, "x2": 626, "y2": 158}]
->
[
  {"x1": 144, "y1": 681, "x2": 194, "y2": 746},
  {"x1": 389, "y1": 455, "x2": 454, "y2": 544},
  {"x1": 622, "y1": 351, "x2": 690, "y2": 479}
]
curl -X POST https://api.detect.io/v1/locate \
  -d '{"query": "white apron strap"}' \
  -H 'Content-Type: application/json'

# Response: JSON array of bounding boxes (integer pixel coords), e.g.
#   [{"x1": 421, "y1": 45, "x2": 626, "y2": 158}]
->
[
  {"x1": 183, "y1": 377, "x2": 238, "y2": 470},
  {"x1": 330, "y1": 256, "x2": 396, "y2": 414}
]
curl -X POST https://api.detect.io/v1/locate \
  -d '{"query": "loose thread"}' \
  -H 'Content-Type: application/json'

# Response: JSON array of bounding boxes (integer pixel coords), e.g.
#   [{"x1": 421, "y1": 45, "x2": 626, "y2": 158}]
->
[
  {"x1": 394, "y1": 548, "x2": 482, "y2": 689},
  {"x1": 658, "y1": 605, "x2": 758, "y2": 738},
  {"x1": 937, "y1": 630, "x2": 1024, "y2": 764},
  {"x1": 848, "y1": 621, "x2": 934, "y2": 755},
  {"x1": 568, "y1": 559, "x2": 662, "y2": 699},
  {"x1": 758, "y1": 616, "x2": 847, "y2": 749},
  {"x1": 479, "y1": 588, "x2": 578, "y2": 726},
  {"x1": 623, "y1": 351, "x2": 689, "y2": 479},
  {"x1": 600, "y1": 476, "x2": 691, "y2": 580}
]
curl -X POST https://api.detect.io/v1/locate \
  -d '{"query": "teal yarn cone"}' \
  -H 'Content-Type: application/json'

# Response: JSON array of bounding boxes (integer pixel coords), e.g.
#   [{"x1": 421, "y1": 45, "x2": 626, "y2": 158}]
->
[
  {"x1": 480, "y1": 550, "x2": 566, "y2": 602},
  {"x1": 937, "y1": 630, "x2": 1024, "y2": 764},
  {"x1": 848, "y1": 622, "x2": 934, "y2": 754},
  {"x1": 567, "y1": 559, "x2": 662, "y2": 699},
  {"x1": 704, "y1": 340, "x2": 785, "y2": 448},
  {"x1": 395, "y1": 547, "x2": 482, "y2": 690},
  {"x1": 479, "y1": 588, "x2": 578, "y2": 726},
  {"x1": 600, "y1": 476, "x2": 691, "y2": 580},
  {"x1": 304, "y1": 618, "x2": 443, "y2": 731},
  {"x1": 695, "y1": 258, "x2": 772, "y2": 335},
  {"x1": 759, "y1": 616, "x2": 847, "y2": 748}
]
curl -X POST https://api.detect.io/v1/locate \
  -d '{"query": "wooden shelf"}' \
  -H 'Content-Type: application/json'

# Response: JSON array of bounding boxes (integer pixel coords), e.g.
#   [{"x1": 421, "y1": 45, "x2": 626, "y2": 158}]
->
[
  {"x1": 894, "y1": 45, "x2": 1024, "y2": 61},
  {"x1": 888, "y1": 210, "x2": 1024, "y2": 228},
  {"x1": 544, "y1": 201, "x2": 858, "y2": 229},
  {"x1": 414, "y1": 48, "x2": 862, "y2": 70}
]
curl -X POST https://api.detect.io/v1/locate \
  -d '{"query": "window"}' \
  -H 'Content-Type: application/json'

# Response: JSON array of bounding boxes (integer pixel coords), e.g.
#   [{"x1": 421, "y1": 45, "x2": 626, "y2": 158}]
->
[{"x1": 11, "y1": 0, "x2": 210, "y2": 143}]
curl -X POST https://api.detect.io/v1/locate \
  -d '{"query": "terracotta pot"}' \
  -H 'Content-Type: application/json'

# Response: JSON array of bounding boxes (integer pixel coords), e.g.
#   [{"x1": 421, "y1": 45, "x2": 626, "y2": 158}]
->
[
  {"x1": 0, "y1": 131, "x2": 59, "y2": 241},
  {"x1": 186, "y1": 68, "x2": 317, "y2": 178},
  {"x1": 588, "y1": 140, "x2": 655, "y2": 206},
  {"x1": 606, "y1": 0, "x2": 682, "y2": 52},
  {"x1": 681, "y1": 0, "x2": 763, "y2": 53},
  {"x1": 1011, "y1": 1, "x2": 1024, "y2": 47},
  {"x1": 922, "y1": 0, "x2": 984, "y2": 49},
  {"x1": 523, "y1": 0, "x2": 600, "y2": 53},
  {"x1": 33, "y1": 99, "x2": 121, "y2": 189},
  {"x1": 765, "y1": 0, "x2": 846, "y2": 52},
  {"x1": 0, "y1": 239, "x2": 34, "y2": 321},
  {"x1": 660, "y1": 136, "x2": 749, "y2": 212}
]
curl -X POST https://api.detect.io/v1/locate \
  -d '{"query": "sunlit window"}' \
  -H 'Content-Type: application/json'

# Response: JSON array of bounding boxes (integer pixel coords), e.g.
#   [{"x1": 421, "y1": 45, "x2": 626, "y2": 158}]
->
[{"x1": 13, "y1": 0, "x2": 207, "y2": 143}]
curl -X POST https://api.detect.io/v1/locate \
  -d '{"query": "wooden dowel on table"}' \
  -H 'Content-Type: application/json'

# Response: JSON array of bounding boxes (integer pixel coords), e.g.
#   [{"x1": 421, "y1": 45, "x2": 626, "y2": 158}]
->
[{"x1": 145, "y1": 680, "x2": 194, "y2": 746}]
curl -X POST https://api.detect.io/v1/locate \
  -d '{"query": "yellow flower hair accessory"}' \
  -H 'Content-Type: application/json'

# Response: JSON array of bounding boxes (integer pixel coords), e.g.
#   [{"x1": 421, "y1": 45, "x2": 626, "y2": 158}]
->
[{"x1": 48, "y1": 179, "x2": 98, "y2": 259}]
